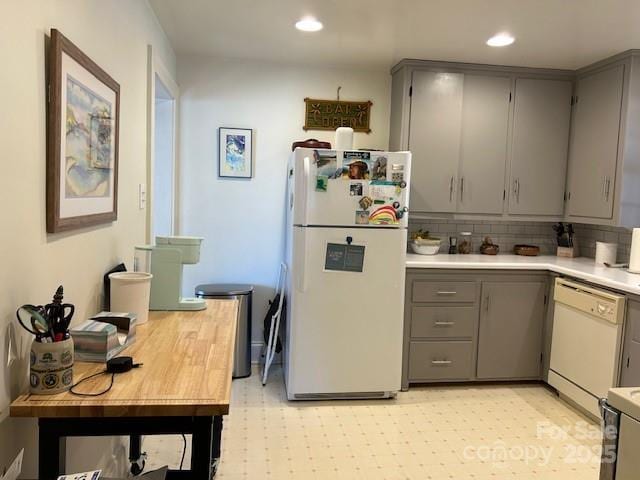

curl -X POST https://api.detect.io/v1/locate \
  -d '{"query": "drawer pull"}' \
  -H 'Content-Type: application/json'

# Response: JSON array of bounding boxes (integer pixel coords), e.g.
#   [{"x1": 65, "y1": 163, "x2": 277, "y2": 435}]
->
[
  {"x1": 431, "y1": 360, "x2": 453, "y2": 366},
  {"x1": 437, "y1": 291, "x2": 457, "y2": 296},
  {"x1": 434, "y1": 321, "x2": 454, "y2": 326}
]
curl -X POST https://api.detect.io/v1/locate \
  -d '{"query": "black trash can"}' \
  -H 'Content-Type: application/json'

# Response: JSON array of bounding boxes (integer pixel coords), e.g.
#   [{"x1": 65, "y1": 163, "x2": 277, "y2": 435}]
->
[{"x1": 195, "y1": 284, "x2": 253, "y2": 378}]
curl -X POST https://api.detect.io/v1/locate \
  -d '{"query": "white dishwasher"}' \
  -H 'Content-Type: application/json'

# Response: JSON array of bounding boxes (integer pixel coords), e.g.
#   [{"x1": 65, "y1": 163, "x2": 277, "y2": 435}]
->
[{"x1": 548, "y1": 278, "x2": 626, "y2": 418}]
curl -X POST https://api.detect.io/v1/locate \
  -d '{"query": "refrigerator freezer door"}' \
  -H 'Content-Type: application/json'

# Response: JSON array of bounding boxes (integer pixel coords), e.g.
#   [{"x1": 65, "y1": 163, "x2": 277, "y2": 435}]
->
[
  {"x1": 286, "y1": 226, "x2": 406, "y2": 398},
  {"x1": 291, "y1": 148, "x2": 411, "y2": 228}
]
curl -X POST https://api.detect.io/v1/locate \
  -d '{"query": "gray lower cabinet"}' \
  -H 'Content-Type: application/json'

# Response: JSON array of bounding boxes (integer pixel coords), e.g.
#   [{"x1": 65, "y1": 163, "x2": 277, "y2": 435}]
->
[
  {"x1": 408, "y1": 341, "x2": 474, "y2": 381},
  {"x1": 476, "y1": 281, "x2": 547, "y2": 379},
  {"x1": 403, "y1": 269, "x2": 549, "y2": 389},
  {"x1": 620, "y1": 300, "x2": 640, "y2": 387}
]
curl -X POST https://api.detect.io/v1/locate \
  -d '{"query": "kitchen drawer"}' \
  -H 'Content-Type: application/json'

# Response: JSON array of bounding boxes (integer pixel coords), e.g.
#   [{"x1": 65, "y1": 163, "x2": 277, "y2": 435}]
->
[
  {"x1": 408, "y1": 341, "x2": 473, "y2": 380},
  {"x1": 411, "y1": 306, "x2": 477, "y2": 338},
  {"x1": 412, "y1": 281, "x2": 478, "y2": 303}
]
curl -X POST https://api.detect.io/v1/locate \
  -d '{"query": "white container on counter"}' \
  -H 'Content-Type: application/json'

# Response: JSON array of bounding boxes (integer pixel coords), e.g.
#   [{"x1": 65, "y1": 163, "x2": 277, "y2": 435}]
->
[
  {"x1": 109, "y1": 272, "x2": 153, "y2": 324},
  {"x1": 595, "y1": 242, "x2": 617, "y2": 266},
  {"x1": 630, "y1": 229, "x2": 640, "y2": 273}
]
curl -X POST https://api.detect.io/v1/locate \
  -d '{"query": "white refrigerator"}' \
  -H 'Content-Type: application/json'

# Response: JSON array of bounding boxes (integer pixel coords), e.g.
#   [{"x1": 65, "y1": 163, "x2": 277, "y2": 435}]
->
[{"x1": 283, "y1": 147, "x2": 411, "y2": 400}]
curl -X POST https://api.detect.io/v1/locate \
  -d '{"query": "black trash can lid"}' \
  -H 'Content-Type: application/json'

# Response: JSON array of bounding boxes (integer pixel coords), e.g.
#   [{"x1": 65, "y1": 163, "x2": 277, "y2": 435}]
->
[{"x1": 195, "y1": 284, "x2": 254, "y2": 296}]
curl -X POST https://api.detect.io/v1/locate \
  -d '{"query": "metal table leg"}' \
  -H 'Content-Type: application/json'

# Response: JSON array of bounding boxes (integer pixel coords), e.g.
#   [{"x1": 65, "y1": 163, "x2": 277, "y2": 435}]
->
[
  {"x1": 211, "y1": 416, "x2": 223, "y2": 476},
  {"x1": 191, "y1": 416, "x2": 213, "y2": 479},
  {"x1": 39, "y1": 418, "x2": 67, "y2": 480},
  {"x1": 37, "y1": 416, "x2": 221, "y2": 479}
]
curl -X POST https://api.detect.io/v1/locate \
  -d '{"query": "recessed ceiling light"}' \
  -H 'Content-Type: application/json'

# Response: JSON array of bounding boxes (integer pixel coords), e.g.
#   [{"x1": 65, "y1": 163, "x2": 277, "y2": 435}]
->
[
  {"x1": 295, "y1": 17, "x2": 323, "y2": 32},
  {"x1": 487, "y1": 32, "x2": 515, "y2": 47}
]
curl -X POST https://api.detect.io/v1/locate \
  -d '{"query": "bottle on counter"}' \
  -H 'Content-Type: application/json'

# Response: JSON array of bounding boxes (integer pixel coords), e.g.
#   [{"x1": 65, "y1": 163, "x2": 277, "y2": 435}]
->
[{"x1": 448, "y1": 236, "x2": 458, "y2": 254}]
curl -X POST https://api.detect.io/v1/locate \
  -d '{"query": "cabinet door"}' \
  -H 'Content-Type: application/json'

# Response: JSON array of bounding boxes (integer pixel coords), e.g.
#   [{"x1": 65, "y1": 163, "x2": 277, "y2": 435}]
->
[
  {"x1": 616, "y1": 414, "x2": 640, "y2": 480},
  {"x1": 477, "y1": 281, "x2": 546, "y2": 379},
  {"x1": 509, "y1": 78, "x2": 573, "y2": 216},
  {"x1": 408, "y1": 70, "x2": 463, "y2": 213},
  {"x1": 567, "y1": 64, "x2": 624, "y2": 219},
  {"x1": 620, "y1": 300, "x2": 640, "y2": 387},
  {"x1": 457, "y1": 75, "x2": 511, "y2": 214}
]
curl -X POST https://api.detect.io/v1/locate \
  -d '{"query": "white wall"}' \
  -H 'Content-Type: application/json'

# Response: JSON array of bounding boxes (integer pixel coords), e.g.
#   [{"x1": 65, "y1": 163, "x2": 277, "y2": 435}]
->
[
  {"x1": 0, "y1": 0, "x2": 175, "y2": 476},
  {"x1": 178, "y1": 56, "x2": 391, "y2": 357}
]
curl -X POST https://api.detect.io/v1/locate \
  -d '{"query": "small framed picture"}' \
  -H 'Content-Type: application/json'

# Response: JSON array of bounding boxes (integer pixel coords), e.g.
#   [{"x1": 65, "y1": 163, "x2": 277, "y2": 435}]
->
[{"x1": 218, "y1": 127, "x2": 253, "y2": 178}]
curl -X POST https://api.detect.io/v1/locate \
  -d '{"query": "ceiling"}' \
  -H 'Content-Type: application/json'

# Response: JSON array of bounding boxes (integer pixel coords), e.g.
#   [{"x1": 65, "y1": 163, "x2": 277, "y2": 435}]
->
[{"x1": 149, "y1": 0, "x2": 640, "y2": 70}]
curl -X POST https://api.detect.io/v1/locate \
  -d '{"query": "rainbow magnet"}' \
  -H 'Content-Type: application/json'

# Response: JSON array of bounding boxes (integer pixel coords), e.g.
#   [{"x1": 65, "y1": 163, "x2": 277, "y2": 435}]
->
[{"x1": 369, "y1": 205, "x2": 399, "y2": 225}]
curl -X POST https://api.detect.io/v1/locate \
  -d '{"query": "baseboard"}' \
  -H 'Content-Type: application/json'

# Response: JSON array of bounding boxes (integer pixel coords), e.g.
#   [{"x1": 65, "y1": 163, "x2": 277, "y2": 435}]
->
[
  {"x1": 251, "y1": 341, "x2": 282, "y2": 365},
  {"x1": 251, "y1": 342, "x2": 263, "y2": 364}
]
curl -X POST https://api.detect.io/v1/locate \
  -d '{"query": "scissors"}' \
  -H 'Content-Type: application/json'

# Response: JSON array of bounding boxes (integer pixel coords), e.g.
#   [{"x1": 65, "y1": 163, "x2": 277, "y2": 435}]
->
[{"x1": 16, "y1": 305, "x2": 53, "y2": 341}]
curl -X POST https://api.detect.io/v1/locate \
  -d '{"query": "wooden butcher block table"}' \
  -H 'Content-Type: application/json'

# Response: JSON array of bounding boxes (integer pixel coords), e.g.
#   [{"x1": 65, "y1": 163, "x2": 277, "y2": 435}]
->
[{"x1": 11, "y1": 299, "x2": 238, "y2": 479}]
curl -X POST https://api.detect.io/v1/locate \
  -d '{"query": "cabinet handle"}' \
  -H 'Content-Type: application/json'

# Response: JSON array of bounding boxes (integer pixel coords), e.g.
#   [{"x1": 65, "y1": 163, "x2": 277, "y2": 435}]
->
[
  {"x1": 449, "y1": 176, "x2": 455, "y2": 202},
  {"x1": 436, "y1": 291, "x2": 457, "y2": 296},
  {"x1": 434, "y1": 321, "x2": 455, "y2": 326},
  {"x1": 460, "y1": 177, "x2": 465, "y2": 201},
  {"x1": 431, "y1": 360, "x2": 453, "y2": 366},
  {"x1": 605, "y1": 177, "x2": 611, "y2": 201},
  {"x1": 485, "y1": 295, "x2": 490, "y2": 312},
  {"x1": 516, "y1": 178, "x2": 521, "y2": 203}
]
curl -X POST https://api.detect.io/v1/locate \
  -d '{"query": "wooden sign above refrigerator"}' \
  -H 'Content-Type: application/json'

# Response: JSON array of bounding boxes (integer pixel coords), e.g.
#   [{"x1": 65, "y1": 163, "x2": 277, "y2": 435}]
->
[{"x1": 303, "y1": 97, "x2": 372, "y2": 133}]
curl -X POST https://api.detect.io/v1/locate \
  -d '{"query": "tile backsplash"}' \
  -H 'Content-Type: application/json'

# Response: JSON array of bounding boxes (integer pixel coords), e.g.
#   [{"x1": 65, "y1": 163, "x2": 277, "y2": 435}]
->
[
  {"x1": 572, "y1": 223, "x2": 632, "y2": 262},
  {"x1": 409, "y1": 219, "x2": 633, "y2": 261}
]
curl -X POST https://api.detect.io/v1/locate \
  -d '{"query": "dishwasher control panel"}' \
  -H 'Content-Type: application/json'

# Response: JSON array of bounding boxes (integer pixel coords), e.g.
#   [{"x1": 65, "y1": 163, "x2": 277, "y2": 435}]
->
[
  {"x1": 554, "y1": 278, "x2": 626, "y2": 325},
  {"x1": 593, "y1": 301, "x2": 616, "y2": 321}
]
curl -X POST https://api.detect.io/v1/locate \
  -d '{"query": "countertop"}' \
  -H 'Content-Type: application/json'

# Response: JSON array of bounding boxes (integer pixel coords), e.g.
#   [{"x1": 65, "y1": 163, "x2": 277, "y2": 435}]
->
[
  {"x1": 608, "y1": 387, "x2": 640, "y2": 421},
  {"x1": 406, "y1": 253, "x2": 640, "y2": 296},
  {"x1": 10, "y1": 299, "x2": 238, "y2": 418}
]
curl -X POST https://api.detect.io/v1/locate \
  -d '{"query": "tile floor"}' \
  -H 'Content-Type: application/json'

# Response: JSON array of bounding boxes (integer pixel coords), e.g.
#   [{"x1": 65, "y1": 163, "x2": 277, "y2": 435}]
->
[{"x1": 144, "y1": 366, "x2": 602, "y2": 479}]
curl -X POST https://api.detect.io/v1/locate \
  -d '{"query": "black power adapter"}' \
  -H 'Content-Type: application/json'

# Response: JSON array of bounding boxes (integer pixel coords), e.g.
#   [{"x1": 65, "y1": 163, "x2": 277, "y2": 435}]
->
[
  {"x1": 70, "y1": 356, "x2": 143, "y2": 396},
  {"x1": 106, "y1": 356, "x2": 143, "y2": 373}
]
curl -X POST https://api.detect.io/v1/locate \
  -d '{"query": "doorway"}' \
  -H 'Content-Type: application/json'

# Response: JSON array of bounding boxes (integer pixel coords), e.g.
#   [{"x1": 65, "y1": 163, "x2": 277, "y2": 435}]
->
[
  {"x1": 147, "y1": 45, "x2": 179, "y2": 242},
  {"x1": 152, "y1": 75, "x2": 175, "y2": 238}
]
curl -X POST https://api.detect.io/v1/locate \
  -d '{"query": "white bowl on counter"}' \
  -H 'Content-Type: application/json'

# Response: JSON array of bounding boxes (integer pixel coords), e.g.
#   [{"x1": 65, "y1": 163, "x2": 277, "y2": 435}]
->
[{"x1": 409, "y1": 239, "x2": 441, "y2": 255}]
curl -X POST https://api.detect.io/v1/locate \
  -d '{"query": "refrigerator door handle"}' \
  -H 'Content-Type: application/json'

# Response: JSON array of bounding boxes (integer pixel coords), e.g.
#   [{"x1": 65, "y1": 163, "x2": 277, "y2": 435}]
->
[
  {"x1": 301, "y1": 154, "x2": 310, "y2": 226},
  {"x1": 296, "y1": 228, "x2": 309, "y2": 293}
]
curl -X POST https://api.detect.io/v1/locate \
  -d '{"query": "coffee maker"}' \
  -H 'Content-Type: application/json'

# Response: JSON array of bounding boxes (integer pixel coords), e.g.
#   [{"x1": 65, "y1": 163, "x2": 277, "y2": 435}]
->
[{"x1": 134, "y1": 236, "x2": 206, "y2": 311}]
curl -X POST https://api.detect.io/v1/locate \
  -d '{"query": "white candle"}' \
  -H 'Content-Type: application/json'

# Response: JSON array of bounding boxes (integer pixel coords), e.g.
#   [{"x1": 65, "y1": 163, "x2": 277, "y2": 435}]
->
[{"x1": 335, "y1": 127, "x2": 354, "y2": 150}]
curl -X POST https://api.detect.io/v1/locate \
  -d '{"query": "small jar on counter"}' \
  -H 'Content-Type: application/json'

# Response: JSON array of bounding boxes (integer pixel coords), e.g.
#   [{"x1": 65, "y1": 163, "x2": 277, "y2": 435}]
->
[{"x1": 458, "y1": 232, "x2": 473, "y2": 254}]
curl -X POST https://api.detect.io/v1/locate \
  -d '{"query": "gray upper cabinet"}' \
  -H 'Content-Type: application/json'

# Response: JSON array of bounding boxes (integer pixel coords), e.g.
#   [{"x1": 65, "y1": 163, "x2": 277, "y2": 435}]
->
[
  {"x1": 477, "y1": 281, "x2": 546, "y2": 379},
  {"x1": 391, "y1": 59, "x2": 574, "y2": 219},
  {"x1": 458, "y1": 75, "x2": 511, "y2": 214},
  {"x1": 408, "y1": 70, "x2": 463, "y2": 213},
  {"x1": 564, "y1": 51, "x2": 640, "y2": 227},
  {"x1": 566, "y1": 64, "x2": 624, "y2": 220},
  {"x1": 391, "y1": 52, "x2": 640, "y2": 224},
  {"x1": 407, "y1": 71, "x2": 510, "y2": 214},
  {"x1": 509, "y1": 78, "x2": 573, "y2": 216}
]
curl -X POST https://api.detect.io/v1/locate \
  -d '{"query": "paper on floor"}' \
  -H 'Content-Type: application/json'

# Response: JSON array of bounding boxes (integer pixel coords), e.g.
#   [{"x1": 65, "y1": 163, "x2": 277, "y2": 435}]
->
[{"x1": 0, "y1": 449, "x2": 23, "y2": 480}]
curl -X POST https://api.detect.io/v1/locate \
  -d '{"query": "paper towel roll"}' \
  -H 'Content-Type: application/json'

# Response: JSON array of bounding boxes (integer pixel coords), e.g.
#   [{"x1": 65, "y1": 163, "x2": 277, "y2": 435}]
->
[
  {"x1": 630, "y1": 228, "x2": 640, "y2": 273},
  {"x1": 595, "y1": 241, "x2": 617, "y2": 265},
  {"x1": 335, "y1": 127, "x2": 354, "y2": 150}
]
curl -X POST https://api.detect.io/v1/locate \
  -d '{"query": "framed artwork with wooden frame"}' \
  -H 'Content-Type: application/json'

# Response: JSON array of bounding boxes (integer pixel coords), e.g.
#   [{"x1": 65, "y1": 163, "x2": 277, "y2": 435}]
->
[{"x1": 47, "y1": 29, "x2": 120, "y2": 233}]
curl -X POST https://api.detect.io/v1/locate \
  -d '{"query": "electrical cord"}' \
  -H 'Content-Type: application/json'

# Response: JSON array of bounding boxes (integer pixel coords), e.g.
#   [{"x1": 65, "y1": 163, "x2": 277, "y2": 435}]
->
[
  {"x1": 180, "y1": 434, "x2": 187, "y2": 470},
  {"x1": 69, "y1": 357, "x2": 142, "y2": 397},
  {"x1": 69, "y1": 370, "x2": 115, "y2": 396}
]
